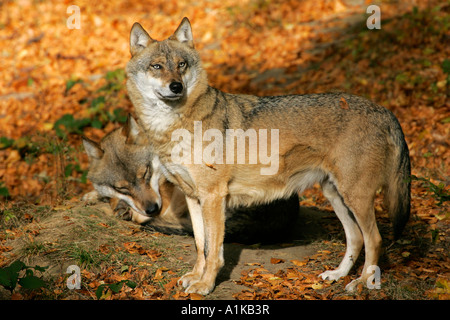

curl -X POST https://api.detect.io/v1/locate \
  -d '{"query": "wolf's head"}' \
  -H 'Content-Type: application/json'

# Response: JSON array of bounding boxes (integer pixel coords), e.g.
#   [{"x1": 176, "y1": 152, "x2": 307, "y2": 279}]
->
[
  {"x1": 83, "y1": 116, "x2": 164, "y2": 217},
  {"x1": 126, "y1": 18, "x2": 208, "y2": 131}
]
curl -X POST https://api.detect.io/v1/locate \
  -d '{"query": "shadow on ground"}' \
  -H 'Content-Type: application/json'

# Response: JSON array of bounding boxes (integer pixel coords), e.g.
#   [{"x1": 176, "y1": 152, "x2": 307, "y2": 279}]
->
[{"x1": 174, "y1": 206, "x2": 340, "y2": 300}]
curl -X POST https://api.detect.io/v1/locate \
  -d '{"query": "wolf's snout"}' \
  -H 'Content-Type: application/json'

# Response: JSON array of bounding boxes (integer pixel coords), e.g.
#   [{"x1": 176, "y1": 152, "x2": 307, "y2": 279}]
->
[
  {"x1": 145, "y1": 203, "x2": 160, "y2": 216},
  {"x1": 169, "y1": 81, "x2": 183, "y2": 94}
]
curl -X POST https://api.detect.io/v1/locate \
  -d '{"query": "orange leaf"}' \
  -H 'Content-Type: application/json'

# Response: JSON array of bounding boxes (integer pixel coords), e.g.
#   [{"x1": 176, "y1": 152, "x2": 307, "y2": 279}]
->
[
  {"x1": 205, "y1": 162, "x2": 217, "y2": 170},
  {"x1": 146, "y1": 249, "x2": 162, "y2": 261},
  {"x1": 291, "y1": 259, "x2": 307, "y2": 266},
  {"x1": 339, "y1": 97, "x2": 349, "y2": 110},
  {"x1": 163, "y1": 277, "x2": 179, "y2": 293},
  {"x1": 153, "y1": 268, "x2": 164, "y2": 280},
  {"x1": 98, "y1": 244, "x2": 110, "y2": 254},
  {"x1": 270, "y1": 257, "x2": 285, "y2": 264},
  {"x1": 189, "y1": 293, "x2": 204, "y2": 300}
]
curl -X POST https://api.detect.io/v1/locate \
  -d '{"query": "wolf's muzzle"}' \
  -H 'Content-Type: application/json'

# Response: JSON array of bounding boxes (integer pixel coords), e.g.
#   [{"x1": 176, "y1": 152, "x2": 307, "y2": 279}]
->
[
  {"x1": 169, "y1": 81, "x2": 183, "y2": 94},
  {"x1": 145, "y1": 202, "x2": 160, "y2": 216}
]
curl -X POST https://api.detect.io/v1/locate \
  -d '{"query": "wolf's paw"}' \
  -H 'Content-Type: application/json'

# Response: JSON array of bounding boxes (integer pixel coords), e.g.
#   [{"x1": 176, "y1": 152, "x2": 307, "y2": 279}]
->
[
  {"x1": 345, "y1": 277, "x2": 364, "y2": 292},
  {"x1": 82, "y1": 191, "x2": 98, "y2": 203},
  {"x1": 178, "y1": 272, "x2": 202, "y2": 289},
  {"x1": 185, "y1": 280, "x2": 215, "y2": 295},
  {"x1": 115, "y1": 203, "x2": 133, "y2": 221},
  {"x1": 319, "y1": 269, "x2": 347, "y2": 282}
]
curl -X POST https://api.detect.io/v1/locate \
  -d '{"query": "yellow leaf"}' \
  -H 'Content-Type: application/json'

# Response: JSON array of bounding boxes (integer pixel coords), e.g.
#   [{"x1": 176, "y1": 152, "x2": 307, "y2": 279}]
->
[
  {"x1": 42, "y1": 122, "x2": 54, "y2": 131},
  {"x1": 53, "y1": 204, "x2": 74, "y2": 211},
  {"x1": 436, "y1": 279, "x2": 449, "y2": 292},
  {"x1": 268, "y1": 276, "x2": 282, "y2": 281},
  {"x1": 6, "y1": 150, "x2": 21, "y2": 163},
  {"x1": 291, "y1": 259, "x2": 307, "y2": 266},
  {"x1": 311, "y1": 282, "x2": 323, "y2": 290},
  {"x1": 244, "y1": 262, "x2": 261, "y2": 266},
  {"x1": 436, "y1": 80, "x2": 447, "y2": 88},
  {"x1": 99, "y1": 289, "x2": 112, "y2": 300},
  {"x1": 17, "y1": 49, "x2": 28, "y2": 59}
]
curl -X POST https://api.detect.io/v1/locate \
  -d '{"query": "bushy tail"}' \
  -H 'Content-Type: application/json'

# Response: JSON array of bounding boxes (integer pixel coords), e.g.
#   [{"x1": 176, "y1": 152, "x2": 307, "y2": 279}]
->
[{"x1": 384, "y1": 126, "x2": 411, "y2": 240}]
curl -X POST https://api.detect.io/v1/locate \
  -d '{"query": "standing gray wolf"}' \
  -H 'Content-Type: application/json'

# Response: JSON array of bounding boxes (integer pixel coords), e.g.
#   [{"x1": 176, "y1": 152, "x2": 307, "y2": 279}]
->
[
  {"x1": 82, "y1": 116, "x2": 299, "y2": 243},
  {"x1": 125, "y1": 18, "x2": 411, "y2": 294}
]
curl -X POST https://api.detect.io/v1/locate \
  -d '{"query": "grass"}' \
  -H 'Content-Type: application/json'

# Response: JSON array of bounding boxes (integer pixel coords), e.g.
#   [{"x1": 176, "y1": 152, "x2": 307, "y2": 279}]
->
[
  {"x1": 382, "y1": 274, "x2": 435, "y2": 300},
  {"x1": 63, "y1": 244, "x2": 108, "y2": 269},
  {"x1": 21, "y1": 241, "x2": 49, "y2": 257},
  {"x1": 0, "y1": 200, "x2": 193, "y2": 299}
]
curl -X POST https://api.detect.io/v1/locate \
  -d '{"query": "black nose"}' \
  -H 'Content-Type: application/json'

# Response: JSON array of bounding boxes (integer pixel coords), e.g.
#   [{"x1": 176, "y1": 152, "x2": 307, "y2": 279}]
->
[
  {"x1": 169, "y1": 82, "x2": 183, "y2": 94},
  {"x1": 145, "y1": 203, "x2": 159, "y2": 216}
]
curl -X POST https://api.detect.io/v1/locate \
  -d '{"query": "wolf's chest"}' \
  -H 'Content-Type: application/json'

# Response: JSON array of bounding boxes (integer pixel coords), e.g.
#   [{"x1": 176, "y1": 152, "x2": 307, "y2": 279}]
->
[
  {"x1": 133, "y1": 73, "x2": 180, "y2": 133},
  {"x1": 139, "y1": 102, "x2": 179, "y2": 133}
]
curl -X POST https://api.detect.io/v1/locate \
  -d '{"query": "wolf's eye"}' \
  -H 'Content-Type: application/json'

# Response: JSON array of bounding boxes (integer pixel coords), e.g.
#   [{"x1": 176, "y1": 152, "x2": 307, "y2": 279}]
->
[
  {"x1": 114, "y1": 186, "x2": 130, "y2": 195},
  {"x1": 142, "y1": 165, "x2": 151, "y2": 180},
  {"x1": 178, "y1": 61, "x2": 186, "y2": 68},
  {"x1": 152, "y1": 64, "x2": 162, "y2": 70}
]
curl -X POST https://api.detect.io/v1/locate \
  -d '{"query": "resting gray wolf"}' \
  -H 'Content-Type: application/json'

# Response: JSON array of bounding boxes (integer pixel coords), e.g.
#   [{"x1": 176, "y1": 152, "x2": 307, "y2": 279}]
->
[
  {"x1": 82, "y1": 116, "x2": 299, "y2": 243},
  {"x1": 125, "y1": 18, "x2": 411, "y2": 294}
]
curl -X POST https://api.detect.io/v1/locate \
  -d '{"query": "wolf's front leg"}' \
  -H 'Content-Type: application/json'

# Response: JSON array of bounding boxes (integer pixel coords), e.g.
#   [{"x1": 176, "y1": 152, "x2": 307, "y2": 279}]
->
[
  {"x1": 183, "y1": 194, "x2": 226, "y2": 295},
  {"x1": 179, "y1": 197, "x2": 205, "y2": 288}
]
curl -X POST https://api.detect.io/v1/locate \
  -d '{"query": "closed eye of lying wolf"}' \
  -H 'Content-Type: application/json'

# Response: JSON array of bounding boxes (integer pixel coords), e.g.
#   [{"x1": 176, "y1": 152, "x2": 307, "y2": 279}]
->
[
  {"x1": 124, "y1": 18, "x2": 411, "y2": 295},
  {"x1": 82, "y1": 116, "x2": 300, "y2": 244}
]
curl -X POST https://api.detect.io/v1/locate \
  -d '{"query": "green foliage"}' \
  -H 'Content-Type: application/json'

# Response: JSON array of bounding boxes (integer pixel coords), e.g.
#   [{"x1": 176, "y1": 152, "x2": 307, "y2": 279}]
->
[
  {"x1": 2, "y1": 68, "x2": 128, "y2": 155},
  {"x1": 411, "y1": 175, "x2": 449, "y2": 206},
  {"x1": 64, "y1": 163, "x2": 88, "y2": 183},
  {"x1": 53, "y1": 106, "x2": 127, "y2": 139},
  {"x1": 101, "y1": 69, "x2": 126, "y2": 92},
  {"x1": 110, "y1": 107, "x2": 128, "y2": 123},
  {"x1": 442, "y1": 59, "x2": 450, "y2": 74},
  {"x1": 55, "y1": 69, "x2": 128, "y2": 139},
  {"x1": 65, "y1": 78, "x2": 83, "y2": 94},
  {"x1": 54, "y1": 114, "x2": 93, "y2": 138},
  {"x1": 95, "y1": 280, "x2": 137, "y2": 300},
  {"x1": 67, "y1": 246, "x2": 98, "y2": 268},
  {"x1": 442, "y1": 59, "x2": 450, "y2": 83},
  {"x1": 0, "y1": 137, "x2": 14, "y2": 150},
  {"x1": 0, "y1": 260, "x2": 48, "y2": 293},
  {"x1": 0, "y1": 181, "x2": 10, "y2": 198}
]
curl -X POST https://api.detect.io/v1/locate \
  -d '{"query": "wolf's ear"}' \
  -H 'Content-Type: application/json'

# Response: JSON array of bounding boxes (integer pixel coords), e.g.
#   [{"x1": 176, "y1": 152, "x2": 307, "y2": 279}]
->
[
  {"x1": 122, "y1": 114, "x2": 142, "y2": 144},
  {"x1": 82, "y1": 136, "x2": 104, "y2": 160},
  {"x1": 130, "y1": 22, "x2": 154, "y2": 56},
  {"x1": 169, "y1": 17, "x2": 194, "y2": 48}
]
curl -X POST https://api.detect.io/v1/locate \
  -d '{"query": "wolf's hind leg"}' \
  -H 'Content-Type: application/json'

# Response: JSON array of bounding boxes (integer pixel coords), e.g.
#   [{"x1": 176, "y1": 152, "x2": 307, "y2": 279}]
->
[
  {"x1": 343, "y1": 194, "x2": 382, "y2": 292},
  {"x1": 319, "y1": 180, "x2": 363, "y2": 281}
]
